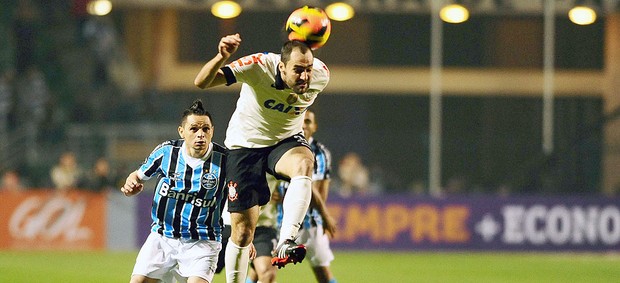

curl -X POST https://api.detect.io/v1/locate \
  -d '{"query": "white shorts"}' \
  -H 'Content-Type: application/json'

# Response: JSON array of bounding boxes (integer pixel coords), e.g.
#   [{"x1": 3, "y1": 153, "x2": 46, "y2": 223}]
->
[
  {"x1": 297, "y1": 225, "x2": 335, "y2": 267},
  {"x1": 132, "y1": 232, "x2": 221, "y2": 282}
]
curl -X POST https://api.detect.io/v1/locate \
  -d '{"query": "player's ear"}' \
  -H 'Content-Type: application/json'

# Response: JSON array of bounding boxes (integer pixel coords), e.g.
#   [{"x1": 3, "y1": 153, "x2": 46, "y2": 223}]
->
[
  {"x1": 278, "y1": 61, "x2": 285, "y2": 73},
  {"x1": 178, "y1": 126, "x2": 184, "y2": 138}
]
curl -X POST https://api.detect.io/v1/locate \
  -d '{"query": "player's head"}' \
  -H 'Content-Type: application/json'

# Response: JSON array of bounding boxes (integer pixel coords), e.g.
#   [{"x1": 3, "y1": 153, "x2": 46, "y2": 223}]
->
[
  {"x1": 279, "y1": 40, "x2": 314, "y2": 95},
  {"x1": 303, "y1": 108, "x2": 318, "y2": 139},
  {"x1": 59, "y1": 151, "x2": 77, "y2": 168},
  {"x1": 179, "y1": 99, "x2": 214, "y2": 156}
]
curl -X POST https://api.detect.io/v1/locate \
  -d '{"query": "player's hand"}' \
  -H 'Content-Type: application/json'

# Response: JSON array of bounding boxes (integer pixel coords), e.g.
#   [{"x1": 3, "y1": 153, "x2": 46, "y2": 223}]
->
[
  {"x1": 218, "y1": 33, "x2": 241, "y2": 59},
  {"x1": 248, "y1": 242, "x2": 257, "y2": 260},
  {"x1": 322, "y1": 213, "x2": 337, "y2": 238},
  {"x1": 270, "y1": 188, "x2": 283, "y2": 203},
  {"x1": 121, "y1": 175, "x2": 144, "y2": 196}
]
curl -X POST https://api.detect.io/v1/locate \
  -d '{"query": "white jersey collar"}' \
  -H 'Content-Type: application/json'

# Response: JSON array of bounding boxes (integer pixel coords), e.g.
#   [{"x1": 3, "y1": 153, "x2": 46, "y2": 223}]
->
[{"x1": 182, "y1": 141, "x2": 213, "y2": 168}]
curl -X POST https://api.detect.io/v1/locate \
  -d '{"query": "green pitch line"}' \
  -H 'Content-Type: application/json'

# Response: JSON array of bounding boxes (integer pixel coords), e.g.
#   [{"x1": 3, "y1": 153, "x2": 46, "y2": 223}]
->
[{"x1": 1, "y1": 250, "x2": 619, "y2": 283}]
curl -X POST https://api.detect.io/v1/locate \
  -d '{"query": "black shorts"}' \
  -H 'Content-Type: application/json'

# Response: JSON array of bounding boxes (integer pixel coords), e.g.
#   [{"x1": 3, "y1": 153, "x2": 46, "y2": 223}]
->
[
  {"x1": 226, "y1": 133, "x2": 309, "y2": 212},
  {"x1": 252, "y1": 226, "x2": 278, "y2": 257}
]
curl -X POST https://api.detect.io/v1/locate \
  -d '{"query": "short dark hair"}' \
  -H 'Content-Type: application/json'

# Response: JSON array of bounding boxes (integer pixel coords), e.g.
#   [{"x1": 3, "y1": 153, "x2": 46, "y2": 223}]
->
[
  {"x1": 281, "y1": 40, "x2": 313, "y2": 64},
  {"x1": 181, "y1": 99, "x2": 213, "y2": 125}
]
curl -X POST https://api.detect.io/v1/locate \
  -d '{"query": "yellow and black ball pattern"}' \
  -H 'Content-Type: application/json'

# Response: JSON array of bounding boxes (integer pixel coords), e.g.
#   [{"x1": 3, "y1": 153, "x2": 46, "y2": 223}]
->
[{"x1": 285, "y1": 6, "x2": 332, "y2": 50}]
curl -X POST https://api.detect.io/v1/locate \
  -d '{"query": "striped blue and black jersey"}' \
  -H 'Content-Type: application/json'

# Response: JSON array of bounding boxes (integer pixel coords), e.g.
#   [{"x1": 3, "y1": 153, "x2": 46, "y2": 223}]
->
[
  {"x1": 137, "y1": 139, "x2": 227, "y2": 241},
  {"x1": 277, "y1": 138, "x2": 331, "y2": 229}
]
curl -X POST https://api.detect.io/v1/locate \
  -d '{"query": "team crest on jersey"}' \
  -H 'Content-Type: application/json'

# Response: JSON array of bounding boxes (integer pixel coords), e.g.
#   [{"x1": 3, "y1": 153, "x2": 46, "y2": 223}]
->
[
  {"x1": 227, "y1": 181, "x2": 239, "y2": 202},
  {"x1": 286, "y1": 93, "x2": 298, "y2": 104},
  {"x1": 201, "y1": 173, "x2": 218, "y2": 190},
  {"x1": 299, "y1": 90, "x2": 317, "y2": 102}
]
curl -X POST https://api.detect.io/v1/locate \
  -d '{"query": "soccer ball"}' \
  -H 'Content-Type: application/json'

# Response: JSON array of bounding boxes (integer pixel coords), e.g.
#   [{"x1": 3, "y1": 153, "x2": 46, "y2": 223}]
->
[{"x1": 285, "y1": 6, "x2": 332, "y2": 50}]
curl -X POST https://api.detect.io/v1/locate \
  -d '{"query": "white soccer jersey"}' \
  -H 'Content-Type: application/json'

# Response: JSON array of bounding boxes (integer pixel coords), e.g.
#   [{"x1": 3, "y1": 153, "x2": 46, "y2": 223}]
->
[{"x1": 222, "y1": 52, "x2": 330, "y2": 149}]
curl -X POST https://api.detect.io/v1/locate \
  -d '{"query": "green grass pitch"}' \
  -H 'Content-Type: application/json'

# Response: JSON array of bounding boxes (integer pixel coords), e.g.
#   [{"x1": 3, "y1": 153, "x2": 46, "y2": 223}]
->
[{"x1": 1, "y1": 250, "x2": 619, "y2": 282}]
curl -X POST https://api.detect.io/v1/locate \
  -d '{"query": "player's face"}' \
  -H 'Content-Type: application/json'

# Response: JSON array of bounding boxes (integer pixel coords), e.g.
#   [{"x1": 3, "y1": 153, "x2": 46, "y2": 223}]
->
[
  {"x1": 280, "y1": 49, "x2": 313, "y2": 95},
  {"x1": 178, "y1": 114, "x2": 213, "y2": 157},
  {"x1": 303, "y1": 111, "x2": 317, "y2": 139}
]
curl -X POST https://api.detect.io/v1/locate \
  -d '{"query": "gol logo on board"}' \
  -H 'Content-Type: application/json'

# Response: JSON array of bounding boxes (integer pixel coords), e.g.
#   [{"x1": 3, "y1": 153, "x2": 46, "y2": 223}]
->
[{"x1": 9, "y1": 195, "x2": 92, "y2": 241}]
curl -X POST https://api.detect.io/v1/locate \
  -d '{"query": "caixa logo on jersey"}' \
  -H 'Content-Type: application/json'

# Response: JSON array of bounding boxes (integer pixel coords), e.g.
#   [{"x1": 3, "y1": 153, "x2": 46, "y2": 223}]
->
[
  {"x1": 263, "y1": 99, "x2": 308, "y2": 115},
  {"x1": 201, "y1": 172, "x2": 218, "y2": 190}
]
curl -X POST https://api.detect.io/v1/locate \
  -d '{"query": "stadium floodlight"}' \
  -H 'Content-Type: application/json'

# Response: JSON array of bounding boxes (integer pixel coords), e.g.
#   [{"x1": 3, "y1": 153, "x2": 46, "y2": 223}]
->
[
  {"x1": 439, "y1": 3, "x2": 469, "y2": 24},
  {"x1": 87, "y1": 0, "x2": 113, "y2": 16},
  {"x1": 325, "y1": 2, "x2": 355, "y2": 22},
  {"x1": 211, "y1": 1, "x2": 242, "y2": 19},
  {"x1": 568, "y1": 5, "x2": 597, "y2": 25}
]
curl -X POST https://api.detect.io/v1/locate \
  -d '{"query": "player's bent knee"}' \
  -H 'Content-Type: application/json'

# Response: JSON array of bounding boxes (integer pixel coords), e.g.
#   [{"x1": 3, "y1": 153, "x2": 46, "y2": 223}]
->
[
  {"x1": 283, "y1": 155, "x2": 314, "y2": 177},
  {"x1": 260, "y1": 269, "x2": 277, "y2": 282},
  {"x1": 231, "y1": 231, "x2": 254, "y2": 246},
  {"x1": 300, "y1": 155, "x2": 314, "y2": 170}
]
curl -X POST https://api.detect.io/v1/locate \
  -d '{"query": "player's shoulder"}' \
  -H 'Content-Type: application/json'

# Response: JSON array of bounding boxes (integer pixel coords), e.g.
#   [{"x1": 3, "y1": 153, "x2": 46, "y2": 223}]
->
[
  {"x1": 314, "y1": 139, "x2": 331, "y2": 155},
  {"x1": 311, "y1": 58, "x2": 330, "y2": 90},
  {"x1": 152, "y1": 139, "x2": 183, "y2": 152},
  {"x1": 313, "y1": 57, "x2": 329, "y2": 76},
  {"x1": 211, "y1": 142, "x2": 228, "y2": 155},
  {"x1": 264, "y1": 52, "x2": 280, "y2": 61},
  {"x1": 313, "y1": 57, "x2": 328, "y2": 68},
  {"x1": 228, "y1": 52, "x2": 278, "y2": 70}
]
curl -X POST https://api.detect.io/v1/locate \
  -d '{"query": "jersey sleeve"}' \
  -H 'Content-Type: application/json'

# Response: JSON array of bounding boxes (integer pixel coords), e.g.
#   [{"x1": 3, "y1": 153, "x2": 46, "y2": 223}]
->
[
  {"x1": 310, "y1": 58, "x2": 330, "y2": 92},
  {"x1": 224, "y1": 52, "x2": 276, "y2": 86},
  {"x1": 137, "y1": 141, "x2": 171, "y2": 180}
]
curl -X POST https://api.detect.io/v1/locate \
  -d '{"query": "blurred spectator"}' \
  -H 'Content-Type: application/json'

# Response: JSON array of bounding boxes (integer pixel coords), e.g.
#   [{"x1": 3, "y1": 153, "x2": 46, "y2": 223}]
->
[
  {"x1": 1, "y1": 169, "x2": 27, "y2": 192},
  {"x1": 443, "y1": 174, "x2": 468, "y2": 195},
  {"x1": 84, "y1": 157, "x2": 118, "y2": 192},
  {"x1": 496, "y1": 184, "x2": 512, "y2": 198},
  {"x1": 337, "y1": 152, "x2": 372, "y2": 197},
  {"x1": 50, "y1": 151, "x2": 82, "y2": 191},
  {"x1": 408, "y1": 179, "x2": 427, "y2": 196}
]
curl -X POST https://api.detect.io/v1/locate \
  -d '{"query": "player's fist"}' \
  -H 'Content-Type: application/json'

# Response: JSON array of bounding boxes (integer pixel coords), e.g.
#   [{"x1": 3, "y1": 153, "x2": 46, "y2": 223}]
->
[
  {"x1": 218, "y1": 33, "x2": 241, "y2": 59},
  {"x1": 121, "y1": 172, "x2": 144, "y2": 196},
  {"x1": 121, "y1": 181, "x2": 143, "y2": 196}
]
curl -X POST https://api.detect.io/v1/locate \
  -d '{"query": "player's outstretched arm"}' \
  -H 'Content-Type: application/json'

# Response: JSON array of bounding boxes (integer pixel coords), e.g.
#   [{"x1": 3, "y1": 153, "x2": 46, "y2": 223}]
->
[
  {"x1": 120, "y1": 170, "x2": 144, "y2": 197},
  {"x1": 311, "y1": 180, "x2": 337, "y2": 238},
  {"x1": 194, "y1": 33, "x2": 242, "y2": 89}
]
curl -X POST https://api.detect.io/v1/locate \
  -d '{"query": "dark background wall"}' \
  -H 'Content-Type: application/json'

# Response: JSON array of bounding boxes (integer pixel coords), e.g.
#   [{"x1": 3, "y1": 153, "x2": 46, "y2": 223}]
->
[{"x1": 0, "y1": 3, "x2": 605, "y2": 195}]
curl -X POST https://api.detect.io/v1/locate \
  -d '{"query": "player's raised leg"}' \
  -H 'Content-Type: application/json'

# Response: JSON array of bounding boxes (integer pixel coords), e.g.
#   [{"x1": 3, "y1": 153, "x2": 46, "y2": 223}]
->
[{"x1": 271, "y1": 146, "x2": 313, "y2": 268}]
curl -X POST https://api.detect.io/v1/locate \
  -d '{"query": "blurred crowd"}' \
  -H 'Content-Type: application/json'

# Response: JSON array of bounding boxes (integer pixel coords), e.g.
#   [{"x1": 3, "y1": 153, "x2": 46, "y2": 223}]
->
[
  {"x1": 1, "y1": 150, "x2": 121, "y2": 192},
  {"x1": 0, "y1": 0, "x2": 143, "y2": 191},
  {"x1": 329, "y1": 151, "x2": 517, "y2": 198},
  {"x1": 1, "y1": 0, "x2": 138, "y2": 127},
  {"x1": 0, "y1": 1, "x2": 561, "y2": 197},
  {"x1": 1, "y1": 145, "x2": 515, "y2": 197}
]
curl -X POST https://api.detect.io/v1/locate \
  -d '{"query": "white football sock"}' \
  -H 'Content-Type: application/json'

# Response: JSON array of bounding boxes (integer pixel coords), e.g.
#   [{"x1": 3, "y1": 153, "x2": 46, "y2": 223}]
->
[
  {"x1": 279, "y1": 175, "x2": 312, "y2": 245},
  {"x1": 225, "y1": 239, "x2": 250, "y2": 283}
]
